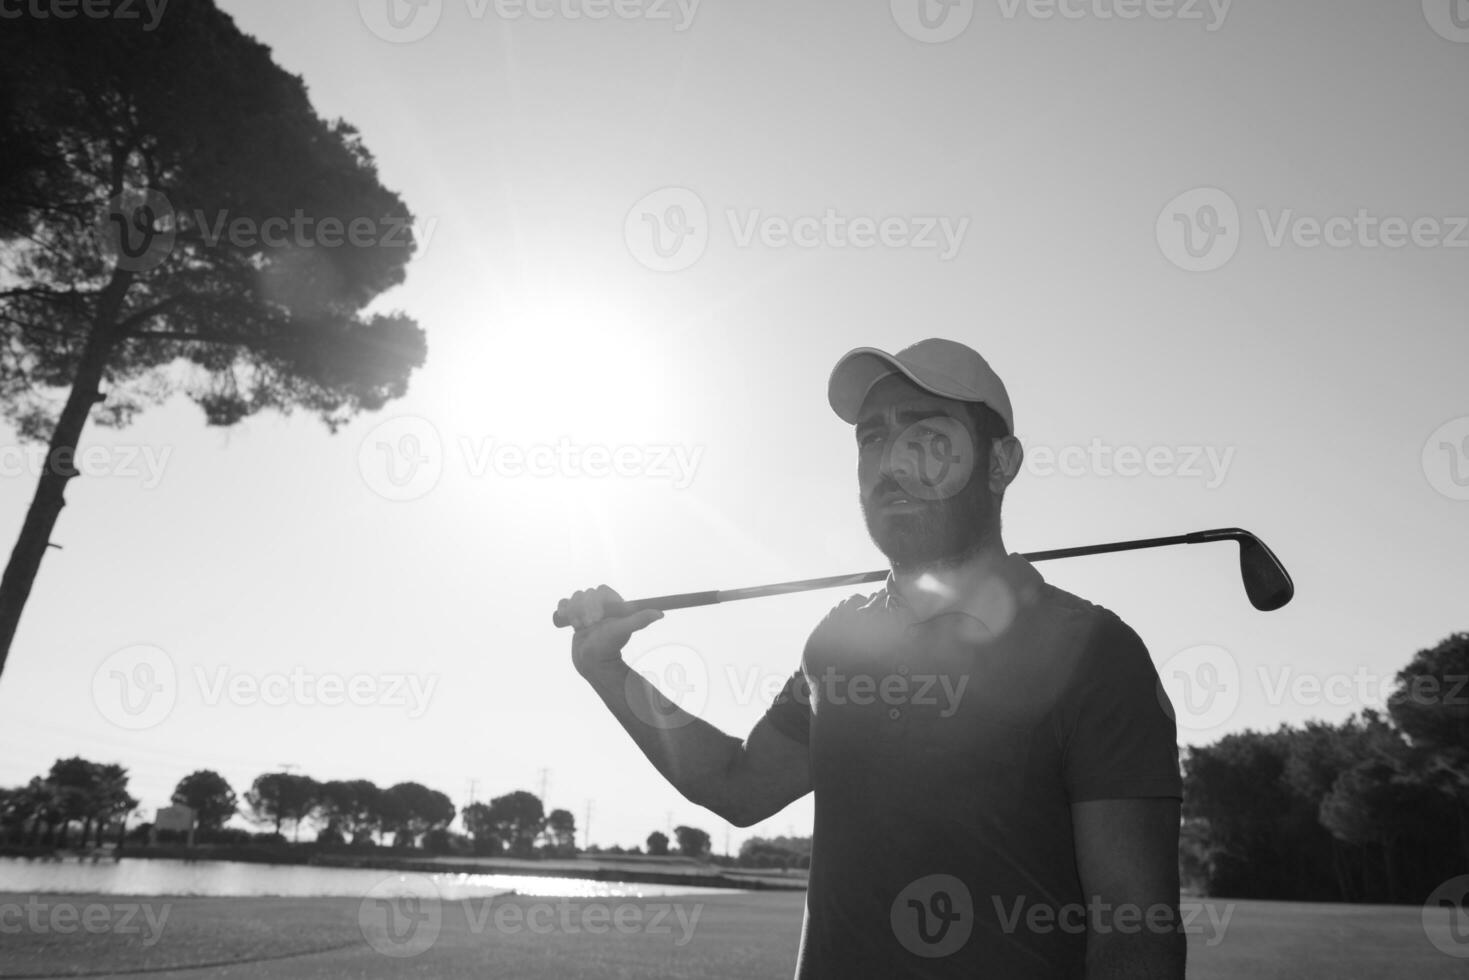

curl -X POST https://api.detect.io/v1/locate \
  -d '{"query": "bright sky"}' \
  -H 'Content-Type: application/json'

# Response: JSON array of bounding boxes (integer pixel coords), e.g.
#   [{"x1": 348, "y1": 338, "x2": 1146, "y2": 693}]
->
[{"x1": 0, "y1": 0, "x2": 1465, "y2": 854}]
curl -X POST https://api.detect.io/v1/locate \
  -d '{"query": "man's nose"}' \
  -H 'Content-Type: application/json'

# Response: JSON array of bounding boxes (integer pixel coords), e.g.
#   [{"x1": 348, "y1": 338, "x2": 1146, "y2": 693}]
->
[{"x1": 879, "y1": 435, "x2": 918, "y2": 484}]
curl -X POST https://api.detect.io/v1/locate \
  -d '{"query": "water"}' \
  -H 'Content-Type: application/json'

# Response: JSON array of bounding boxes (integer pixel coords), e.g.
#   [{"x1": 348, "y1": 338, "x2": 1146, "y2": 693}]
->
[{"x1": 0, "y1": 857, "x2": 732, "y2": 899}]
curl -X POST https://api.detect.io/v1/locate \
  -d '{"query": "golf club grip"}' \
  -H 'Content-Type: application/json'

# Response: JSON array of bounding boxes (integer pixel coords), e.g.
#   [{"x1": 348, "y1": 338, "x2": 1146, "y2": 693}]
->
[{"x1": 551, "y1": 590, "x2": 720, "y2": 629}]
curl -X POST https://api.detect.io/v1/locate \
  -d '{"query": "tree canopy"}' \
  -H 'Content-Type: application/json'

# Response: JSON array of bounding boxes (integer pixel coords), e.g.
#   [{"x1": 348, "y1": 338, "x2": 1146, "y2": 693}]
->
[{"x1": 0, "y1": 0, "x2": 427, "y2": 676}]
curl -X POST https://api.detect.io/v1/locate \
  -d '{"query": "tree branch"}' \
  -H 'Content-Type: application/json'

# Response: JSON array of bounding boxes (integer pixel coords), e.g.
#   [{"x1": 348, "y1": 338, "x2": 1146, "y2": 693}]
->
[{"x1": 127, "y1": 327, "x2": 252, "y2": 348}]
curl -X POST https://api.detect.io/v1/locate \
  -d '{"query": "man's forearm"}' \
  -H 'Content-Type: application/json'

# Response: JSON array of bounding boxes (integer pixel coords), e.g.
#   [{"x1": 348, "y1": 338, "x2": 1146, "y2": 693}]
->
[{"x1": 582, "y1": 659, "x2": 748, "y2": 820}]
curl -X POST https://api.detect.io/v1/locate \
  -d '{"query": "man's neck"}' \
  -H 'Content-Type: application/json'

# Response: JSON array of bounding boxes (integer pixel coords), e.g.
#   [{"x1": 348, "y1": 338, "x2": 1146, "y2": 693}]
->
[{"x1": 890, "y1": 538, "x2": 1009, "y2": 620}]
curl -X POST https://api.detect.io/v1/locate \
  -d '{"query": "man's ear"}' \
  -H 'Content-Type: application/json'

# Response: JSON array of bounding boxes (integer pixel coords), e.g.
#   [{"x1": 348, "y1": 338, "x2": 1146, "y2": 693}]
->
[{"x1": 989, "y1": 435, "x2": 1023, "y2": 493}]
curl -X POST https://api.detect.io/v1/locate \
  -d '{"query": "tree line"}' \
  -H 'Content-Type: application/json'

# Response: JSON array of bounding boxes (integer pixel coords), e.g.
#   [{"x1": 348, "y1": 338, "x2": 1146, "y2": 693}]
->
[
  {"x1": 0, "y1": 765, "x2": 715, "y2": 862},
  {"x1": 1181, "y1": 632, "x2": 1467, "y2": 903}
]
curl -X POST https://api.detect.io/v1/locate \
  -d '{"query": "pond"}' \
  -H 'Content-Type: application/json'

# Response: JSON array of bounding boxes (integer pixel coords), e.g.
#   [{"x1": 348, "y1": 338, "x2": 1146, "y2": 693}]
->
[{"x1": 0, "y1": 856, "x2": 733, "y2": 899}]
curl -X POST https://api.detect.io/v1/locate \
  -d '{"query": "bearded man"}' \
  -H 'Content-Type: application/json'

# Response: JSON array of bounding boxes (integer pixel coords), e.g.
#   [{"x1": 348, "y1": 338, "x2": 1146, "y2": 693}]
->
[{"x1": 557, "y1": 339, "x2": 1186, "y2": 979}]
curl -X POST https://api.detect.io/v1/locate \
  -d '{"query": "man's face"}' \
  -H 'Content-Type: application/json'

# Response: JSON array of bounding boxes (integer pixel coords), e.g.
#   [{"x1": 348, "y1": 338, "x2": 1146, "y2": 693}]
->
[{"x1": 856, "y1": 374, "x2": 998, "y2": 570}]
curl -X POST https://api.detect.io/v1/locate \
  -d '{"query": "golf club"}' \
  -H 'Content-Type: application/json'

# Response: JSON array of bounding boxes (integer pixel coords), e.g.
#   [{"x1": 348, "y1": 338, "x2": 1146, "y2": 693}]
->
[{"x1": 551, "y1": 526, "x2": 1294, "y2": 628}]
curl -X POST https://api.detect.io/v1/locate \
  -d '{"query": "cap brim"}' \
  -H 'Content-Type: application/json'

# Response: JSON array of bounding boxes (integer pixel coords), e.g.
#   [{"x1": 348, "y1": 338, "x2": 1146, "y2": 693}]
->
[{"x1": 828, "y1": 347, "x2": 928, "y2": 424}]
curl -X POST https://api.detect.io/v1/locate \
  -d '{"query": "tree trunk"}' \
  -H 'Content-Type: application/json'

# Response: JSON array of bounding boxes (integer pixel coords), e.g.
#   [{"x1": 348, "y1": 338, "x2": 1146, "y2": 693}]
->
[{"x1": 0, "y1": 272, "x2": 129, "y2": 678}]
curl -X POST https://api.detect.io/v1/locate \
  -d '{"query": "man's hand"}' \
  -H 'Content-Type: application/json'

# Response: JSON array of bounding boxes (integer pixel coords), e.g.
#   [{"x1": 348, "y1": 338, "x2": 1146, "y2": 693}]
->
[{"x1": 557, "y1": 585, "x2": 664, "y2": 678}]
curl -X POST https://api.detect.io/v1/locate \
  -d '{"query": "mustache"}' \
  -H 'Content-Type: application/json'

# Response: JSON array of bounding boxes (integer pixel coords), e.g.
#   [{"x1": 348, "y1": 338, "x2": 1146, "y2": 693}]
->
[{"x1": 866, "y1": 482, "x2": 935, "y2": 506}]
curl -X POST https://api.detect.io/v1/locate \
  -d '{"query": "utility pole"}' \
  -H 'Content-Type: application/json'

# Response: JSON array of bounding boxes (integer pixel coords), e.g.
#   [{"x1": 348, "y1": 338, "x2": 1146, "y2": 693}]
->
[
  {"x1": 536, "y1": 768, "x2": 550, "y2": 807},
  {"x1": 467, "y1": 779, "x2": 478, "y2": 807},
  {"x1": 583, "y1": 799, "x2": 593, "y2": 852}
]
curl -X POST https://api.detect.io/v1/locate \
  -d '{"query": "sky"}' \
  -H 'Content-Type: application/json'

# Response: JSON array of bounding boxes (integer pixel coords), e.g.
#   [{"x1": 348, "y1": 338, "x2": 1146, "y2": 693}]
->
[{"x1": 0, "y1": 0, "x2": 1466, "y2": 854}]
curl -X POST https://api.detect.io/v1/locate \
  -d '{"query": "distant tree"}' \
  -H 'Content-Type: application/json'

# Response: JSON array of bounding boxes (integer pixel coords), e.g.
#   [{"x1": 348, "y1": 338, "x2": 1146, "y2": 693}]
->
[
  {"x1": 543, "y1": 808, "x2": 577, "y2": 856},
  {"x1": 461, "y1": 802, "x2": 501, "y2": 856},
  {"x1": 42, "y1": 757, "x2": 134, "y2": 848},
  {"x1": 673, "y1": 825, "x2": 710, "y2": 858},
  {"x1": 91, "y1": 763, "x2": 137, "y2": 847},
  {"x1": 7, "y1": 777, "x2": 57, "y2": 845},
  {"x1": 380, "y1": 782, "x2": 455, "y2": 849},
  {"x1": 646, "y1": 830, "x2": 669, "y2": 857},
  {"x1": 244, "y1": 773, "x2": 318, "y2": 841},
  {"x1": 737, "y1": 835, "x2": 812, "y2": 869},
  {"x1": 1388, "y1": 633, "x2": 1469, "y2": 862},
  {"x1": 317, "y1": 779, "x2": 381, "y2": 844},
  {"x1": 171, "y1": 770, "x2": 237, "y2": 831},
  {"x1": 0, "y1": 0, "x2": 426, "y2": 680},
  {"x1": 484, "y1": 791, "x2": 544, "y2": 858},
  {"x1": 1182, "y1": 729, "x2": 1315, "y2": 899}
]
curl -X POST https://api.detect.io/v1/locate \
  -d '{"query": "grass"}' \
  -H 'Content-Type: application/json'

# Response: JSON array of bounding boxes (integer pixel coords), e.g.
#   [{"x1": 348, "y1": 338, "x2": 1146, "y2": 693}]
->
[{"x1": 0, "y1": 891, "x2": 1461, "y2": 978}]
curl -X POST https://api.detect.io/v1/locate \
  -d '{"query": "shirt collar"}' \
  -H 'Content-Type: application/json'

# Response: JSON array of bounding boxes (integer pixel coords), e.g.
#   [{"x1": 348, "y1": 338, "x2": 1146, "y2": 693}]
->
[{"x1": 878, "y1": 552, "x2": 1045, "y2": 632}]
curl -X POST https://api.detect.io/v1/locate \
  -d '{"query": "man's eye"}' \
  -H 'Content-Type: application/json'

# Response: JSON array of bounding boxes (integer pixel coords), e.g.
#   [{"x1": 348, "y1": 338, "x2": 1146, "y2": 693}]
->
[{"x1": 858, "y1": 431, "x2": 884, "y2": 448}]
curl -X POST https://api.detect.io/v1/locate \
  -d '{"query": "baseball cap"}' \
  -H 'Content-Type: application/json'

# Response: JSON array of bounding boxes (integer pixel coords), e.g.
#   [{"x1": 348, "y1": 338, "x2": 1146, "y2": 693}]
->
[{"x1": 827, "y1": 338, "x2": 1015, "y2": 434}]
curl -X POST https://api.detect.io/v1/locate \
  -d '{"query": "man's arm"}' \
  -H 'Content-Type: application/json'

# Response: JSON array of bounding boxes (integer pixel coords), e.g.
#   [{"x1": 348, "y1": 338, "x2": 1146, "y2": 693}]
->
[
  {"x1": 560, "y1": 585, "x2": 811, "y2": 828},
  {"x1": 1071, "y1": 797, "x2": 1186, "y2": 980}
]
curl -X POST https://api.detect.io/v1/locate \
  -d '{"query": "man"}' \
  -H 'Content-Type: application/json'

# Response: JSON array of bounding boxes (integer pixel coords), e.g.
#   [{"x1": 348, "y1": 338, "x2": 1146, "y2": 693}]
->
[{"x1": 558, "y1": 339, "x2": 1186, "y2": 978}]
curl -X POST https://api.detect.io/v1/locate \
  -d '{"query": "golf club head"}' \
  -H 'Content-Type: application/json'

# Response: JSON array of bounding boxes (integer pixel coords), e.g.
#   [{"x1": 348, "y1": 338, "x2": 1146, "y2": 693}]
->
[{"x1": 1236, "y1": 534, "x2": 1294, "y2": 612}]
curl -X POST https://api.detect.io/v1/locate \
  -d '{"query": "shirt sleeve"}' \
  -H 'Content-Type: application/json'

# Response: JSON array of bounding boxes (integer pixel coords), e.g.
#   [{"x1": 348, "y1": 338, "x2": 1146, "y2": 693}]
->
[
  {"x1": 1061, "y1": 611, "x2": 1183, "y2": 802},
  {"x1": 763, "y1": 668, "x2": 812, "y2": 745}
]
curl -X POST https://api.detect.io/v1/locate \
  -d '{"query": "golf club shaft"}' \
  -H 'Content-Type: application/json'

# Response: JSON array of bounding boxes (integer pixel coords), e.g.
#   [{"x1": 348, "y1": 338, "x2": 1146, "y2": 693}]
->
[{"x1": 551, "y1": 527, "x2": 1263, "y2": 628}]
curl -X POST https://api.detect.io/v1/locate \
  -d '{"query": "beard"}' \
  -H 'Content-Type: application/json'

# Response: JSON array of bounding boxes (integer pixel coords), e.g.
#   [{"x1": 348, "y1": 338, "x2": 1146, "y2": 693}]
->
[{"x1": 861, "y1": 478, "x2": 998, "y2": 572}]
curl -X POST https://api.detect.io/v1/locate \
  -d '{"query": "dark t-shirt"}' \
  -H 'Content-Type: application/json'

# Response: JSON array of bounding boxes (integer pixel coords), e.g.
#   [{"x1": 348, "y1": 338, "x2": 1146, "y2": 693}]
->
[{"x1": 763, "y1": 554, "x2": 1182, "y2": 979}]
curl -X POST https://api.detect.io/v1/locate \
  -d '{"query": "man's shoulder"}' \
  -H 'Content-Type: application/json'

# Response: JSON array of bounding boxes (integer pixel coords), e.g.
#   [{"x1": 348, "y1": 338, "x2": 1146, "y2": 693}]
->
[{"x1": 1032, "y1": 581, "x2": 1146, "y2": 658}]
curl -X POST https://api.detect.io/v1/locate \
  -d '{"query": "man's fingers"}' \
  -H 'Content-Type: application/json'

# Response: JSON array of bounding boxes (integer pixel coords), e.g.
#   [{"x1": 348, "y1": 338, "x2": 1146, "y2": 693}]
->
[
  {"x1": 629, "y1": 608, "x2": 665, "y2": 632},
  {"x1": 559, "y1": 585, "x2": 633, "y2": 632}
]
